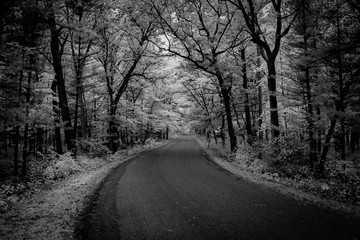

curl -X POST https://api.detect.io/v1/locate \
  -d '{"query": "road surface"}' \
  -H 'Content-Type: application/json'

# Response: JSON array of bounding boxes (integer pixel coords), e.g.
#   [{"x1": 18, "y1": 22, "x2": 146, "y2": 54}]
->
[{"x1": 80, "y1": 137, "x2": 360, "y2": 240}]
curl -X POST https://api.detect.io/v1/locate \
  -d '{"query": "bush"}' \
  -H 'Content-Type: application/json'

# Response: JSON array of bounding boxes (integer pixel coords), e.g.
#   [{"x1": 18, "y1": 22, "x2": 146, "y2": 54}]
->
[
  {"x1": 78, "y1": 138, "x2": 110, "y2": 157},
  {"x1": 44, "y1": 151, "x2": 83, "y2": 180},
  {"x1": 262, "y1": 136, "x2": 310, "y2": 178}
]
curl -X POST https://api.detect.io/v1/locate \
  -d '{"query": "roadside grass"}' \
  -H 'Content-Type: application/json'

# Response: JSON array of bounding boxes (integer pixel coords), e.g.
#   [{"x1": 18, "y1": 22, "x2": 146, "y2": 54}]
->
[
  {"x1": 196, "y1": 135, "x2": 360, "y2": 219},
  {"x1": 0, "y1": 139, "x2": 170, "y2": 240}
]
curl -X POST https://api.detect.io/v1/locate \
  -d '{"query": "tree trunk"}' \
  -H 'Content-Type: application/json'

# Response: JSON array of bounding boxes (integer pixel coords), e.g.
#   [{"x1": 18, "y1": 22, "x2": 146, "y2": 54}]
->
[
  {"x1": 48, "y1": 5, "x2": 75, "y2": 152},
  {"x1": 215, "y1": 66, "x2": 237, "y2": 152},
  {"x1": 336, "y1": 12, "x2": 346, "y2": 161},
  {"x1": 22, "y1": 124, "x2": 29, "y2": 176},
  {"x1": 51, "y1": 78, "x2": 63, "y2": 154},
  {"x1": 221, "y1": 113, "x2": 226, "y2": 148},
  {"x1": 13, "y1": 69, "x2": 23, "y2": 176},
  {"x1": 301, "y1": 3, "x2": 318, "y2": 170},
  {"x1": 350, "y1": 130, "x2": 360, "y2": 152},
  {"x1": 316, "y1": 106, "x2": 322, "y2": 154},
  {"x1": 319, "y1": 116, "x2": 337, "y2": 173},
  {"x1": 267, "y1": 59, "x2": 280, "y2": 139},
  {"x1": 305, "y1": 69, "x2": 317, "y2": 170},
  {"x1": 222, "y1": 88, "x2": 237, "y2": 152},
  {"x1": 241, "y1": 48, "x2": 252, "y2": 141},
  {"x1": 108, "y1": 104, "x2": 118, "y2": 153},
  {"x1": 36, "y1": 127, "x2": 44, "y2": 153},
  {"x1": 233, "y1": 102, "x2": 242, "y2": 130},
  {"x1": 22, "y1": 65, "x2": 32, "y2": 176},
  {"x1": 256, "y1": 46, "x2": 263, "y2": 140},
  {"x1": 13, "y1": 126, "x2": 20, "y2": 176}
]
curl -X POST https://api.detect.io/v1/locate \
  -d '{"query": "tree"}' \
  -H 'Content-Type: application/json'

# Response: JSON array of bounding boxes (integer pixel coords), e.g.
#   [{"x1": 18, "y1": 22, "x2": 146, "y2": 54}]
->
[
  {"x1": 182, "y1": 73, "x2": 222, "y2": 144},
  {"x1": 46, "y1": 1, "x2": 75, "y2": 152},
  {"x1": 65, "y1": 0, "x2": 99, "y2": 155},
  {"x1": 96, "y1": 1, "x2": 159, "y2": 152},
  {"x1": 226, "y1": 0, "x2": 298, "y2": 138},
  {"x1": 148, "y1": 0, "x2": 246, "y2": 152},
  {"x1": 288, "y1": 0, "x2": 321, "y2": 170}
]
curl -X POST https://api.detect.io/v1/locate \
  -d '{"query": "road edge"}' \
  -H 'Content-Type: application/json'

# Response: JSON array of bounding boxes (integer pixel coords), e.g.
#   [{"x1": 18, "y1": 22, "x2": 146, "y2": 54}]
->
[
  {"x1": 74, "y1": 139, "x2": 175, "y2": 240},
  {"x1": 195, "y1": 137, "x2": 360, "y2": 220}
]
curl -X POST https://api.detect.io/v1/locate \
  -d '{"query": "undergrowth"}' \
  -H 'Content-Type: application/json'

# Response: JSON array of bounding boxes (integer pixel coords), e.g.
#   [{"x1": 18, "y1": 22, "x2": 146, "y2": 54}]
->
[
  {"x1": 0, "y1": 138, "x2": 165, "y2": 213},
  {"x1": 201, "y1": 135, "x2": 360, "y2": 206}
]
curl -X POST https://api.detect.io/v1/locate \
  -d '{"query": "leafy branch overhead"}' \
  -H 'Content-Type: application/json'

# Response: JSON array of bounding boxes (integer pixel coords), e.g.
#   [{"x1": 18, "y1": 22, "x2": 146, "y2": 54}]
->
[{"x1": 0, "y1": 0, "x2": 359, "y2": 182}]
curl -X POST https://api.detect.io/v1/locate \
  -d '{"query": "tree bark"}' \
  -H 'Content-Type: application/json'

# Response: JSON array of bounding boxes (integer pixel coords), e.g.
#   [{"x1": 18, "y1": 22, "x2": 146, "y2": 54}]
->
[
  {"x1": 336, "y1": 10, "x2": 346, "y2": 161},
  {"x1": 36, "y1": 127, "x2": 44, "y2": 153},
  {"x1": 301, "y1": 1, "x2": 317, "y2": 170},
  {"x1": 108, "y1": 104, "x2": 119, "y2": 153},
  {"x1": 13, "y1": 126, "x2": 20, "y2": 176},
  {"x1": 241, "y1": 48, "x2": 253, "y2": 141},
  {"x1": 221, "y1": 87, "x2": 237, "y2": 152},
  {"x1": 256, "y1": 46, "x2": 263, "y2": 140},
  {"x1": 48, "y1": 5, "x2": 75, "y2": 152},
  {"x1": 13, "y1": 69, "x2": 23, "y2": 176},
  {"x1": 267, "y1": 59, "x2": 280, "y2": 138},
  {"x1": 319, "y1": 116, "x2": 337, "y2": 173},
  {"x1": 22, "y1": 63, "x2": 33, "y2": 176},
  {"x1": 350, "y1": 130, "x2": 360, "y2": 152},
  {"x1": 214, "y1": 65, "x2": 237, "y2": 152},
  {"x1": 51, "y1": 77, "x2": 63, "y2": 154},
  {"x1": 221, "y1": 113, "x2": 226, "y2": 148}
]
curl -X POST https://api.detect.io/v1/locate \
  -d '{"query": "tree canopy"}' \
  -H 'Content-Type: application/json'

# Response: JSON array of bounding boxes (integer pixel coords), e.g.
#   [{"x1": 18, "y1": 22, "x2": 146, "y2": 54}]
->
[{"x1": 0, "y1": 0, "x2": 359, "y2": 178}]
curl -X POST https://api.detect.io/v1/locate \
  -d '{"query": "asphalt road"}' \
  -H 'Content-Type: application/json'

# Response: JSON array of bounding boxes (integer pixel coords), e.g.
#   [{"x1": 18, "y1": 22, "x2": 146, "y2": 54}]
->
[{"x1": 81, "y1": 137, "x2": 360, "y2": 240}]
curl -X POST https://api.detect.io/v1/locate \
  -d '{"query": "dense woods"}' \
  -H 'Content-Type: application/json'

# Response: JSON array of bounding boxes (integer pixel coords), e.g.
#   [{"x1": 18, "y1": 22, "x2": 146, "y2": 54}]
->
[{"x1": 0, "y1": 0, "x2": 359, "y2": 203}]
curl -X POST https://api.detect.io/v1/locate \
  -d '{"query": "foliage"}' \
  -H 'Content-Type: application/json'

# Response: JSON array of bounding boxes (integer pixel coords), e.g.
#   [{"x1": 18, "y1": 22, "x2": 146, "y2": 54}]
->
[
  {"x1": 44, "y1": 152, "x2": 83, "y2": 180},
  {"x1": 0, "y1": 0, "x2": 360, "y2": 212},
  {"x1": 262, "y1": 136, "x2": 310, "y2": 177},
  {"x1": 78, "y1": 138, "x2": 110, "y2": 158}
]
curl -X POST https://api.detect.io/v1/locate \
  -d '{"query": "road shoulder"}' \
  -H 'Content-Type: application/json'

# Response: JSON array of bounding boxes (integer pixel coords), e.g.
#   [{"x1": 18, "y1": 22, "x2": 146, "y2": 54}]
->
[
  {"x1": 195, "y1": 137, "x2": 360, "y2": 220},
  {"x1": 0, "y1": 140, "x2": 173, "y2": 240}
]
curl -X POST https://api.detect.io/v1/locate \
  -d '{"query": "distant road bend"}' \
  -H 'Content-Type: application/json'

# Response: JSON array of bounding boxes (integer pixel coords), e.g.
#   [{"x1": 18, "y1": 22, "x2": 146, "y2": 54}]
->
[{"x1": 81, "y1": 137, "x2": 360, "y2": 240}]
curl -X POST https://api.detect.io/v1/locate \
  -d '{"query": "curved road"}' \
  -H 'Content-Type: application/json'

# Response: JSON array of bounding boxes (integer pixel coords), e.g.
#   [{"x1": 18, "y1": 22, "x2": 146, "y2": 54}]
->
[{"x1": 81, "y1": 137, "x2": 360, "y2": 240}]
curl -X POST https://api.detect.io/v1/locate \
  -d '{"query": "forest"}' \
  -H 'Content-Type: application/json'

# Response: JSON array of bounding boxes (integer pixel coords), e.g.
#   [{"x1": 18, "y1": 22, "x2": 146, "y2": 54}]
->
[{"x1": 0, "y1": 0, "x2": 359, "y2": 205}]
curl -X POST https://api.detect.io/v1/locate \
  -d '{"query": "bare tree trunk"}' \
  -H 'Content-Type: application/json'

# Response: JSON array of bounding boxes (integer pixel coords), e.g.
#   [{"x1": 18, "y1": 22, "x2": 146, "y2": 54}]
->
[
  {"x1": 215, "y1": 68, "x2": 237, "y2": 152},
  {"x1": 36, "y1": 127, "x2": 44, "y2": 153},
  {"x1": 316, "y1": 106, "x2": 322, "y2": 154},
  {"x1": 241, "y1": 48, "x2": 253, "y2": 142},
  {"x1": 48, "y1": 4, "x2": 75, "y2": 152},
  {"x1": 221, "y1": 113, "x2": 226, "y2": 148},
  {"x1": 22, "y1": 62, "x2": 33, "y2": 176},
  {"x1": 108, "y1": 104, "x2": 118, "y2": 153},
  {"x1": 51, "y1": 78, "x2": 63, "y2": 154},
  {"x1": 336, "y1": 11, "x2": 346, "y2": 161},
  {"x1": 350, "y1": 130, "x2": 360, "y2": 152},
  {"x1": 13, "y1": 70, "x2": 24, "y2": 176},
  {"x1": 267, "y1": 60, "x2": 280, "y2": 138},
  {"x1": 319, "y1": 117, "x2": 337, "y2": 173},
  {"x1": 256, "y1": 47, "x2": 263, "y2": 140},
  {"x1": 301, "y1": 1, "x2": 317, "y2": 170},
  {"x1": 13, "y1": 126, "x2": 20, "y2": 176}
]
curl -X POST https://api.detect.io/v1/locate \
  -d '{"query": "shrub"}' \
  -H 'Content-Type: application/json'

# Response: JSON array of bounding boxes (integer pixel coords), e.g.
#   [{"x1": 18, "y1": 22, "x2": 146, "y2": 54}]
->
[
  {"x1": 78, "y1": 138, "x2": 110, "y2": 157},
  {"x1": 262, "y1": 136, "x2": 310, "y2": 178},
  {"x1": 44, "y1": 152, "x2": 83, "y2": 180}
]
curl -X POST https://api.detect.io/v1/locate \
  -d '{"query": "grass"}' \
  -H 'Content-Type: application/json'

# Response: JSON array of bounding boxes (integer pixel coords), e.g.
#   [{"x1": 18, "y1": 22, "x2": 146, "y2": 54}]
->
[{"x1": 0, "y1": 139, "x2": 170, "y2": 240}]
